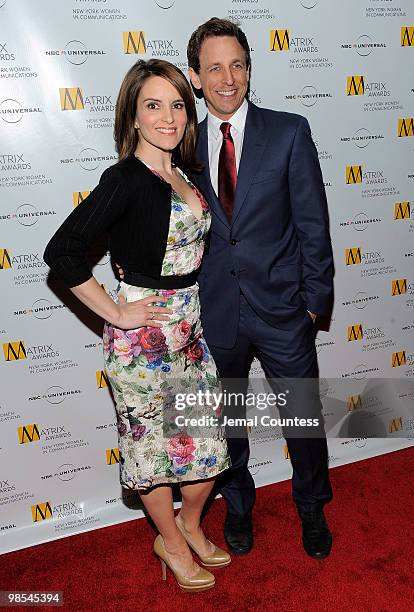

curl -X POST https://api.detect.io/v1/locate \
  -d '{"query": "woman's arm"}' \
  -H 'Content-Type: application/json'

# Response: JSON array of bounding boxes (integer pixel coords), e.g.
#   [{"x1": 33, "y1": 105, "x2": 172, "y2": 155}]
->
[
  {"x1": 44, "y1": 165, "x2": 171, "y2": 328},
  {"x1": 44, "y1": 166, "x2": 128, "y2": 288},
  {"x1": 70, "y1": 276, "x2": 170, "y2": 329}
]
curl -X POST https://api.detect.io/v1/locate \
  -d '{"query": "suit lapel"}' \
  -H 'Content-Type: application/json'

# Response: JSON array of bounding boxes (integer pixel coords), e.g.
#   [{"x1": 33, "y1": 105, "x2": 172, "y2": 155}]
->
[
  {"x1": 197, "y1": 118, "x2": 230, "y2": 228},
  {"x1": 232, "y1": 102, "x2": 267, "y2": 225}
]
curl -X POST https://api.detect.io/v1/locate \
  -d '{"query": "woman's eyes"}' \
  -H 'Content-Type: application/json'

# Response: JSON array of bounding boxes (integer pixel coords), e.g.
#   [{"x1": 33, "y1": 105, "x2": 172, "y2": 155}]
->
[{"x1": 145, "y1": 102, "x2": 185, "y2": 110}]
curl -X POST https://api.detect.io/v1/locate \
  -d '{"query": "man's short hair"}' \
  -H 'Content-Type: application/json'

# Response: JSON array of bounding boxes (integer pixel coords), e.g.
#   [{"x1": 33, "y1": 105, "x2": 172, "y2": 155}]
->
[{"x1": 187, "y1": 17, "x2": 251, "y2": 74}]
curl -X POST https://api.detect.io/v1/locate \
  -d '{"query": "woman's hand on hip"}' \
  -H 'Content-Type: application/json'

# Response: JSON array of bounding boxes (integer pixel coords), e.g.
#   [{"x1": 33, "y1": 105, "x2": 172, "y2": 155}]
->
[{"x1": 114, "y1": 295, "x2": 172, "y2": 329}]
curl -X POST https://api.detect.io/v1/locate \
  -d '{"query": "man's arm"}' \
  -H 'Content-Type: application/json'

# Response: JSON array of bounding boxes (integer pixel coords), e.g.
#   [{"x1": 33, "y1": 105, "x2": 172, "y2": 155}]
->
[{"x1": 288, "y1": 116, "x2": 334, "y2": 317}]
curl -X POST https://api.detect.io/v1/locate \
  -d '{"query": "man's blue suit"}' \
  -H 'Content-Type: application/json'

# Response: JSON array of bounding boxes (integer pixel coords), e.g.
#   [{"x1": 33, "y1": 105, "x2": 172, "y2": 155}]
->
[{"x1": 194, "y1": 101, "x2": 333, "y2": 515}]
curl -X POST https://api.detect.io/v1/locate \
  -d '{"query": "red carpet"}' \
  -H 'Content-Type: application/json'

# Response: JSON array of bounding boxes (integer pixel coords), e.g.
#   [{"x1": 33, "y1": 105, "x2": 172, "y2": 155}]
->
[{"x1": 1, "y1": 448, "x2": 413, "y2": 612}]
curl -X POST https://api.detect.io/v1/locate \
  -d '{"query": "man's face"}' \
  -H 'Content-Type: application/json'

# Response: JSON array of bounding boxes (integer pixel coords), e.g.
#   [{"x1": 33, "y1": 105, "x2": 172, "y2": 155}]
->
[{"x1": 189, "y1": 35, "x2": 250, "y2": 120}]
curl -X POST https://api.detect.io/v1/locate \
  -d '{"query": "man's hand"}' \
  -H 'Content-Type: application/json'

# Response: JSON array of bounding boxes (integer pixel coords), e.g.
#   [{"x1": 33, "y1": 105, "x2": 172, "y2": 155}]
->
[
  {"x1": 115, "y1": 262, "x2": 125, "y2": 281},
  {"x1": 307, "y1": 310, "x2": 317, "y2": 323}
]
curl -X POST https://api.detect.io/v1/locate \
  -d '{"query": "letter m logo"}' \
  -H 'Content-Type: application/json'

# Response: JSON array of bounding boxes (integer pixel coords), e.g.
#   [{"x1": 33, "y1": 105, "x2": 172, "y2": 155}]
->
[
  {"x1": 345, "y1": 247, "x2": 362, "y2": 265},
  {"x1": 392, "y1": 351, "x2": 406, "y2": 367},
  {"x1": 106, "y1": 448, "x2": 120, "y2": 465},
  {"x1": 346, "y1": 165, "x2": 362, "y2": 184},
  {"x1": 398, "y1": 118, "x2": 414, "y2": 137},
  {"x1": 96, "y1": 370, "x2": 109, "y2": 388},
  {"x1": 59, "y1": 87, "x2": 84, "y2": 111},
  {"x1": 3, "y1": 340, "x2": 27, "y2": 361},
  {"x1": 72, "y1": 191, "x2": 91, "y2": 208},
  {"x1": 347, "y1": 76, "x2": 365, "y2": 96},
  {"x1": 284, "y1": 444, "x2": 290, "y2": 460},
  {"x1": 31, "y1": 501, "x2": 53, "y2": 522},
  {"x1": 401, "y1": 26, "x2": 414, "y2": 47},
  {"x1": 347, "y1": 395, "x2": 362, "y2": 411},
  {"x1": 0, "y1": 248, "x2": 12, "y2": 270},
  {"x1": 123, "y1": 31, "x2": 146, "y2": 54},
  {"x1": 389, "y1": 417, "x2": 403, "y2": 433},
  {"x1": 18, "y1": 423, "x2": 40, "y2": 444},
  {"x1": 392, "y1": 279, "x2": 407, "y2": 296},
  {"x1": 394, "y1": 201, "x2": 411, "y2": 220},
  {"x1": 347, "y1": 324, "x2": 363, "y2": 342},
  {"x1": 270, "y1": 30, "x2": 290, "y2": 51}
]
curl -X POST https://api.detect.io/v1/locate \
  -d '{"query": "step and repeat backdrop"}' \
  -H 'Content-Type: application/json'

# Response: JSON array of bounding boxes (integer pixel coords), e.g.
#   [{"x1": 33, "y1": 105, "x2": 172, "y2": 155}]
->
[{"x1": 1, "y1": 0, "x2": 413, "y2": 554}]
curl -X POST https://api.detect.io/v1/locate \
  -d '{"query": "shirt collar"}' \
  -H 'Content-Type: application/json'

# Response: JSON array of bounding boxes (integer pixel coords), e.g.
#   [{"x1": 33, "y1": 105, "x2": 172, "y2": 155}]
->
[{"x1": 207, "y1": 98, "x2": 249, "y2": 140}]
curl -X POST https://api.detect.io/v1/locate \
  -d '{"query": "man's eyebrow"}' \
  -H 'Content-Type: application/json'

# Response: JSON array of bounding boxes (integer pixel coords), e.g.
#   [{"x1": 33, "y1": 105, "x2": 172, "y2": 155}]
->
[{"x1": 206, "y1": 58, "x2": 245, "y2": 67}]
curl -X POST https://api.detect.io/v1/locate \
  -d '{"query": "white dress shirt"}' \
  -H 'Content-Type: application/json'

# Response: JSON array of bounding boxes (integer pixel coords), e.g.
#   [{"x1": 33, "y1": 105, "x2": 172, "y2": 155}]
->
[{"x1": 207, "y1": 98, "x2": 248, "y2": 196}]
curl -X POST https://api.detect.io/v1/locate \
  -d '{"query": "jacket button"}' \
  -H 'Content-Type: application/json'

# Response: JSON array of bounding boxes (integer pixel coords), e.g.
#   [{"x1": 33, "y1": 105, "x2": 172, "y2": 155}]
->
[
  {"x1": 230, "y1": 239, "x2": 237, "y2": 245},
  {"x1": 230, "y1": 270, "x2": 236, "y2": 276}
]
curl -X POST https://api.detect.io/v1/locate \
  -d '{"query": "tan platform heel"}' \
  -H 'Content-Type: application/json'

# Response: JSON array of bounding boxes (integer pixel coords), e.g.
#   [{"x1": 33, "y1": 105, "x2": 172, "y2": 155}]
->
[
  {"x1": 153, "y1": 534, "x2": 215, "y2": 592},
  {"x1": 175, "y1": 514, "x2": 231, "y2": 568}
]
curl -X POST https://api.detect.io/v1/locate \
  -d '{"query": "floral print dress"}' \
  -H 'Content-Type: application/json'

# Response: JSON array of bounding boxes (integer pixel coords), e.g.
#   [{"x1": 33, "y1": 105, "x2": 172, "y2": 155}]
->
[{"x1": 103, "y1": 164, "x2": 230, "y2": 490}]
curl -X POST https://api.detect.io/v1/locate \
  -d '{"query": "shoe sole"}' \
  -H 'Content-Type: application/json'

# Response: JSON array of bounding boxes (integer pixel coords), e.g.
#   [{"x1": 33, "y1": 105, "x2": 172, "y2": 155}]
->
[
  {"x1": 179, "y1": 582, "x2": 215, "y2": 592},
  {"x1": 200, "y1": 559, "x2": 231, "y2": 568}
]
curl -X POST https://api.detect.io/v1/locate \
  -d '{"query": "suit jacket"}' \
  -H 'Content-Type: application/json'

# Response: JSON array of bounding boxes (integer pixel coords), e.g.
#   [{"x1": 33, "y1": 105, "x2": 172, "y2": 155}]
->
[{"x1": 193, "y1": 102, "x2": 333, "y2": 348}]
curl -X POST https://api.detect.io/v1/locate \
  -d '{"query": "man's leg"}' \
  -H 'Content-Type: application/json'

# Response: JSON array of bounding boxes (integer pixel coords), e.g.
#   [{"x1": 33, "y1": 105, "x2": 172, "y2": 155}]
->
[
  {"x1": 207, "y1": 294, "x2": 256, "y2": 553},
  {"x1": 249, "y1": 307, "x2": 333, "y2": 558}
]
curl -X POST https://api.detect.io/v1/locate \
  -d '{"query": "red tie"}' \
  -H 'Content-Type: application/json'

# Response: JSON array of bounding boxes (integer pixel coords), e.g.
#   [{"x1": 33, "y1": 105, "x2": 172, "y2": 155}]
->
[{"x1": 218, "y1": 122, "x2": 237, "y2": 221}]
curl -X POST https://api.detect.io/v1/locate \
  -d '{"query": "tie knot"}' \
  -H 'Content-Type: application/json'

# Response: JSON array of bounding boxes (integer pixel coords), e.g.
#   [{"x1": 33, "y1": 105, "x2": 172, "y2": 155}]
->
[{"x1": 220, "y1": 122, "x2": 232, "y2": 139}]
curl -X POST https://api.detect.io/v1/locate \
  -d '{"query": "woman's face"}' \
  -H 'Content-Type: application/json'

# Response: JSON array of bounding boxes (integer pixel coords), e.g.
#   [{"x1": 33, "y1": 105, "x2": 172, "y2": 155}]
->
[{"x1": 135, "y1": 75, "x2": 188, "y2": 154}]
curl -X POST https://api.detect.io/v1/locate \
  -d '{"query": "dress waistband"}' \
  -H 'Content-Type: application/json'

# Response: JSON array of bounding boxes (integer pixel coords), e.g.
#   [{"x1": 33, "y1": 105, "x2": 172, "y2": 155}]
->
[{"x1": 122, "y1": 268, "x2": 200, "y2": 290}]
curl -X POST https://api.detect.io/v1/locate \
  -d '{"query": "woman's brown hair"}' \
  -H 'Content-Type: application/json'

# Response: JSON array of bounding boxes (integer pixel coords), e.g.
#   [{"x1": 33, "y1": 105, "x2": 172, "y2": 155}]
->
[{"x1": 114, "y1": 59, "x2": 201, "y2": 172}]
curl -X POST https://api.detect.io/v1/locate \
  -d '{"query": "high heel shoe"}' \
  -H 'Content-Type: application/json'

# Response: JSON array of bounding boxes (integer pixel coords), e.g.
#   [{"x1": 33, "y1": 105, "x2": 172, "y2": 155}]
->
[
  {"x1": 153, "y1": 534, "x2": 215, "y2": 592},
  {"x1": 175, "y1": 515, "x2": 231, "y2": 568}
]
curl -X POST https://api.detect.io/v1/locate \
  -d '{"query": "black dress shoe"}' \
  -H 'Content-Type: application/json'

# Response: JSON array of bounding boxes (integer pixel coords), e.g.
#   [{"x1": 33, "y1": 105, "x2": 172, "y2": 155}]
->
[
  {"x1": 224, "y1": 512, "x2": 253, "y2": 555},
  {"x1": 298, "y1": 508, "x2": 332, "y2": 559}
]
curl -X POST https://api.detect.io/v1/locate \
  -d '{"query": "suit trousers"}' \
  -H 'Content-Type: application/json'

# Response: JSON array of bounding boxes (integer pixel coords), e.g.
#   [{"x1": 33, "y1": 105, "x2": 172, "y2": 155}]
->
[{"x1": 207, "y1": 292, "x2": 333, "y2": 515}]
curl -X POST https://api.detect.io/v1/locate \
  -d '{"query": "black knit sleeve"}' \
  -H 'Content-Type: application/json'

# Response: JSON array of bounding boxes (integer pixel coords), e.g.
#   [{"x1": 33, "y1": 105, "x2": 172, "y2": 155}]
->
[{"x1": 43, "y1": 166, "x2": 128, "y2": 288}]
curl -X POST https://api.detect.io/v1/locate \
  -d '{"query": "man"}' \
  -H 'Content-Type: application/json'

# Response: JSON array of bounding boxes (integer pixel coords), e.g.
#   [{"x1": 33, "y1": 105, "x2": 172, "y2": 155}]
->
[{"x1": 186, "y1": 18, "x2": 334, "y2": 559}]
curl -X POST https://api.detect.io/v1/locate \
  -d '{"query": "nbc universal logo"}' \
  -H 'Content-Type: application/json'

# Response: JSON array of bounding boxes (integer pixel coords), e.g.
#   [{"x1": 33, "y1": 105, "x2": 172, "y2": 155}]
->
[
  {"x1": 59, "y1": 87, "x2": 115, "y2": 130},
  {"x1": 14, "y1": 298, "x2": 66, "y2": 320},
  {"x1": 346, "y1": 323, "x2": 395, "y2": 354},
  {"x1": 28, "y1": 385, "x2": 82, "y2": 405},
  {"x1": 339, "y1": 211, "x2": 381, "y2": 232},
  {"x1": 346, "y1": 74, "x2": 402, "y2": 112},
  {"x1": 341, "y1": 290, "x2": 380, "y2": 311},
  {"x1": 345, "y1": 164, "x2": 399, "y2": 199},
  {"x1": 2, "y1": 338, "x2": 79, "y2": 376},
  {"x1": 341, "y1": 34, "x2": 386, "y2": 56},
  {"x1": 122, "y1": 30, "x2": 180, "y2": 57},
  {"x1": 0, "y1": 98, "x2": 42, "y2": 124},
  {"x1": 18, "y1": 421, "x2": 89, "y2": 456},
  {"x1": 344, "y1": 246, "x2": 397, "y2": 279},
  {"x1": 270, "y1": 28, "x2": 333, "y2": 70},
  {"x1": 40, "y1": 463, "x2": 92, "y2": 483},
  {"x1": 0, "y1": 153, "x2": 53, "y2": 189},
  {"x1": 285, "y1": 85, "x2": 333, "y2": 108},
  {"x1": 0, "y1": 247, "x2": 49, "y2": 287},
  {"x1": 0, "y1": 203, "x2": 56, "y2": 226},
  {"x1": 340, "y1": 127, "x2": 384, "y2": 148},
  {"x1": 60, "y1": 147, "x2": 117, "y2": 171},
  {"x1": 45, "y1": 40, "x2": 106, "y2": 65}
]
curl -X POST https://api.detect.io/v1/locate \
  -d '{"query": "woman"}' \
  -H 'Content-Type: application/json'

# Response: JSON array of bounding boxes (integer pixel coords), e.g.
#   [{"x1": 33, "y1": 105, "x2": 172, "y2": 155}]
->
[{"x1": 44, "y1": 59, "x2": 231, "y2": 592}]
